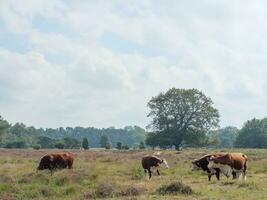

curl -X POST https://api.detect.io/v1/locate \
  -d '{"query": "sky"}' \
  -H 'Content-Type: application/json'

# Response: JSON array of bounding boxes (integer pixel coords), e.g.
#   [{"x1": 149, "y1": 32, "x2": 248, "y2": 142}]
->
[{"x1": 1, "y1": 0, "x2": 267, "y2": 129}]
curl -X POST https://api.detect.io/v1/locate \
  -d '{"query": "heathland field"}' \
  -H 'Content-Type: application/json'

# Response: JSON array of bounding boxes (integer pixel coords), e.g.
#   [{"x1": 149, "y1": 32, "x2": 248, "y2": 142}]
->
[{"x1": 0, "y1": 149, "x2": 267, "y2": 200}]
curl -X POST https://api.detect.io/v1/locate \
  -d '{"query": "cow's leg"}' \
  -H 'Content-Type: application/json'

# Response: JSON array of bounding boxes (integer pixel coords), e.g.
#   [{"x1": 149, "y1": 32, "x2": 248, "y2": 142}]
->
[
  {"x1": 144, "y1": 169, "x2": 149, "y2": 180},
  {"x1": 232, "y1": 171, "x2": 237, "y2": 179},
  {"x1": 243, "y1": 164, "x2": 247, "y2": 181},
  {"x1": 243, "y1": 171, "x2": 247, "y2": 181},
  {"x1": 148, "y1": 169, "x2": 152, "y2": 179},
  {"x1": 68, "y1": 161, "x2": 73, "y2": 170},
  {"x1": 157, "y1": 169, "x2": 160, "y2": 176},
  {"x1": 240, "y1": 172, "x2": 243, "y2": 180},
  {"x1": 208, "y1": 174, "x2": 211, "y2": 181},
  {"x1": 215, "y1": 169, "x2": 220, "y2": 180},
  {"x1": 243, "y1": 170, "x2": 247, "y2": 181}
]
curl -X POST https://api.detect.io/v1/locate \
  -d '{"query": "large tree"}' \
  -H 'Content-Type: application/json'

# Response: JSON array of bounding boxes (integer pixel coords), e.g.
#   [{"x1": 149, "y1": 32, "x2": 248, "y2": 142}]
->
[{"x1": 146, "y1": 88, "x2": 219, "y2": 149}]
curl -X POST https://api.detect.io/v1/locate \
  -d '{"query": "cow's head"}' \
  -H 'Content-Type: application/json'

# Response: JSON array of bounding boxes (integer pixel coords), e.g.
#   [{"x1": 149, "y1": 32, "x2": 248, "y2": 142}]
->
[
  {"x1": 191, "y1": 159, "x2": 201, "y2": 171},
  {"x1": 37, "y1": 164, "x2": 44, "y2": 171},
  {"x1": 160, "y1": 159, "x2": 169, "y2": 169}
]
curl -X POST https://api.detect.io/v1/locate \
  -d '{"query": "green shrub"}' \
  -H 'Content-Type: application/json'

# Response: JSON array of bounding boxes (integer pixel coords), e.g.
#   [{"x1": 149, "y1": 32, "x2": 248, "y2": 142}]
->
[
  {"x1": 54, "y1": 142, "x2": 65, "y2": 149},
  {"x1": 122, "y1": 144, "x2": 129, "y2": 150},
  {"x1": 133, "y1": 166, "x2": 144, "y2": 179},
  {"x1": 116, "y1": 142, "x2": 122, "y2": 149},
  {"x1": 33, "y1": 145, "x2": 41, "y2": 150}
]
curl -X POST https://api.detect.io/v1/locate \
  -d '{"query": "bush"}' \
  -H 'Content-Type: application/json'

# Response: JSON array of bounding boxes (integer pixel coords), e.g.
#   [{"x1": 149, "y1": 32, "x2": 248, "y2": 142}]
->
[
  {"x1": 139, "y1": 141, "x2": 145, "y2": 149},
  {"x1": 54, "y1": 142, "x2": 65, "y2": 149},
  {"x1": 157, "y1": 181, "x2": 194, "y2": 195},
  {"x1": 105, "y1": 142, "x2": 112, "y2": 149},
  {"x1": 5, "y1": 141, "x2": 27, "y2": 148},
  {"x1": 118, "y1": 185, "x2": 145, "y2": 197},
  {"x1": 122, "y1": 144, "x2": 129, "y2": 150},
  {"x1": 95, "y1": 181, "x2": 117, "y2": 198},
  {"x1": 133, "y1": 166, "x2": 144, "y2": 179},
  {"x1": 33, "y1": 145, "x2": 41, "y2": 150},
  {"x1": 116, "y1": 142, "x2": 122, "y2": 150}
]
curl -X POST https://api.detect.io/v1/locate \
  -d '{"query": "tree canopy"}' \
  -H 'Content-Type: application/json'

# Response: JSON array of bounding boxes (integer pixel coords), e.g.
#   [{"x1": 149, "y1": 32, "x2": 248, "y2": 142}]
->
[
  {"x1": 146, "y1": 88, "x2": 219, "y2": 149},
  {"x1": 235, "y1": 118, "x2": 267, "y2": 148}
]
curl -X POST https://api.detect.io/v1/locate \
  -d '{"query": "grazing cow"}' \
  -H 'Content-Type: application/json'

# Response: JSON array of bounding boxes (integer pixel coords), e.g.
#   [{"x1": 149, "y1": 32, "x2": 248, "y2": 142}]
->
[
  {"x1": 141, "y1": 155, "x2": 169, "y2": 179},
  {"x1": 192, "y1": 153, "x2": 236, "y2": 181},
  {"x1": 208, "y1": 153, "x2": 248, "y2": 180},
  {"x1": 37, "y1": 152, "x2": 74, "y2": 174}
]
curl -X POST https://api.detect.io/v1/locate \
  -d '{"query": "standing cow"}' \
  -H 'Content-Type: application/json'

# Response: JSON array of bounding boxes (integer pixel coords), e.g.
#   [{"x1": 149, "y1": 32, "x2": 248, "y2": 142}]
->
[
  {"x1": 37, "y1": 152, "x2": 74, "y2": 174},
  {"x1": 192, "y1": 153, "x2": 225, "y2": 181},
  {"x1": 192, "y1": 153, "x2": 237, "y2": 181},
  {"x1": 141, "y1": 155, "x2": 169, "y2": 179},
  {"x1": 208, "y1": 153, "x2": 248, "y2": 181}
]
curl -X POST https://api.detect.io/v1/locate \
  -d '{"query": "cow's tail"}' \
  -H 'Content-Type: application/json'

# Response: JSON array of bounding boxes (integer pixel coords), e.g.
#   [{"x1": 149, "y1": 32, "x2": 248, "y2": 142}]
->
[{"x1": 242, "y1": 154, "x2": 248, "y2": 181}]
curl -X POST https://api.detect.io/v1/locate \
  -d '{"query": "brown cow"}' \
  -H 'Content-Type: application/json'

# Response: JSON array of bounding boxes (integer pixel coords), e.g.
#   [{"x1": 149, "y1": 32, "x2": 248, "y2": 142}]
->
[
  {"x1": 208, "y1": 153, "x2": 248, "y2": 180},
  {"x1": 141, "y1": 155, "x2": 169, "y2": 179},
  {"x1": 192, "y1": 153, "x2": 225, "y2": 181},
  {"x1": 37, "y1": 152, "x2": 74, "y2": 174},
  {"x1": 192, "y1": 153, "x2": 237, "y2": 181}
]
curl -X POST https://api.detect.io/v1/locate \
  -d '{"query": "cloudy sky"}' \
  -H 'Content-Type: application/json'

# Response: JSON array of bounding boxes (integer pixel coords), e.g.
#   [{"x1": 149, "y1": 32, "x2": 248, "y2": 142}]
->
[{"x1": 1, "y1": 0, "x2": 267, "y2": 129}]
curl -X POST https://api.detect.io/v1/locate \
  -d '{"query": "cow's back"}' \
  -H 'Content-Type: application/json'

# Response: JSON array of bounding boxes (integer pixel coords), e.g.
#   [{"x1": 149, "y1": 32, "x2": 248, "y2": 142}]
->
[{"x1": 142, "y1": 156, "x2": 160, "y2": 169}]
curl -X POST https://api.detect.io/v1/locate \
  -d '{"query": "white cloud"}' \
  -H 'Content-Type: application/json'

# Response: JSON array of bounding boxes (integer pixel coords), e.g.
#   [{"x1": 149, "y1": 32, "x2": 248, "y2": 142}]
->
[{"x1": 1, "y1": 0, "x2": 267, "y2": 128}]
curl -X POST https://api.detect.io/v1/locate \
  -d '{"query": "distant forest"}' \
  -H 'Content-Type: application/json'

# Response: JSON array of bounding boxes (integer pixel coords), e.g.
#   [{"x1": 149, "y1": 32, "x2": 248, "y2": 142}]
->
[
  {"x1": 0, "y1": 117, "x2": 146, "y2": 149},
  {"x1": 1, "y1": 115, "x2": 267, "y2": 149}
]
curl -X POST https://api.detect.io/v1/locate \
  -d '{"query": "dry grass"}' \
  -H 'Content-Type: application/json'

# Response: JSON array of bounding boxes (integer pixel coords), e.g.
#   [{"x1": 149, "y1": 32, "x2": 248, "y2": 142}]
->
[{"x1": 0, "y1": 148, "x2": 266, "y2": 200}]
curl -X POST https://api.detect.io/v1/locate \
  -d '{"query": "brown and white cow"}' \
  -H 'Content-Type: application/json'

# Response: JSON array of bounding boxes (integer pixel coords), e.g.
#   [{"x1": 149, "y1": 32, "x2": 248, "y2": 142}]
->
[
  {"x1": 37, "y1": 152, "x2": 74, "y2": 174},
  {"x1": 208, "y1": 153, "x2": 248, "y2": 181},
  {"x1": 192, "y1": 153, "x2": 227, "y2": 181},
  {"x1": 141, "y1": 155, "x2": 169, "y2": 179}
]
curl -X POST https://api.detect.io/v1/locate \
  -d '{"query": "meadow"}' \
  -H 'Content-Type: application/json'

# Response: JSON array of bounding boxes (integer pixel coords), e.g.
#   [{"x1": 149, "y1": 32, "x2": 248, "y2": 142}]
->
[{"x1": 0, "y1": 148, "x2": 267, "y2": 200}]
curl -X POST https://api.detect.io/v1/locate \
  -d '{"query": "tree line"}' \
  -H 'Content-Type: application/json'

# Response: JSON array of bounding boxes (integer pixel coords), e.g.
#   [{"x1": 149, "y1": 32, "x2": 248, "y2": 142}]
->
[
  {"x1": 1, "y1": 87, "x2": 267, "y2": 149},
  {"x1": 0, "y1": 119, "x2": 146, "y2": 149}
]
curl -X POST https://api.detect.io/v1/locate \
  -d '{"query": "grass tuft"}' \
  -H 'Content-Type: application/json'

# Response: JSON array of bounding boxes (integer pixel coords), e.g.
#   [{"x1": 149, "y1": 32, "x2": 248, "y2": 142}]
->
[
  {"x1": 117, "y1": 185, "x2": 146, "y2": 197},
  {"x1": 95, "y1": 181, "x2": 117, "y2": 198},
  {"x1": 132, "y1": 166, "x2": 144, "y2": 180},
  {"x1": 238, "y1": 182, "x2": 259, "y2": 190},
  {"x1": 157, "y1": 181, "x2": 194, "y2": 195}
]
